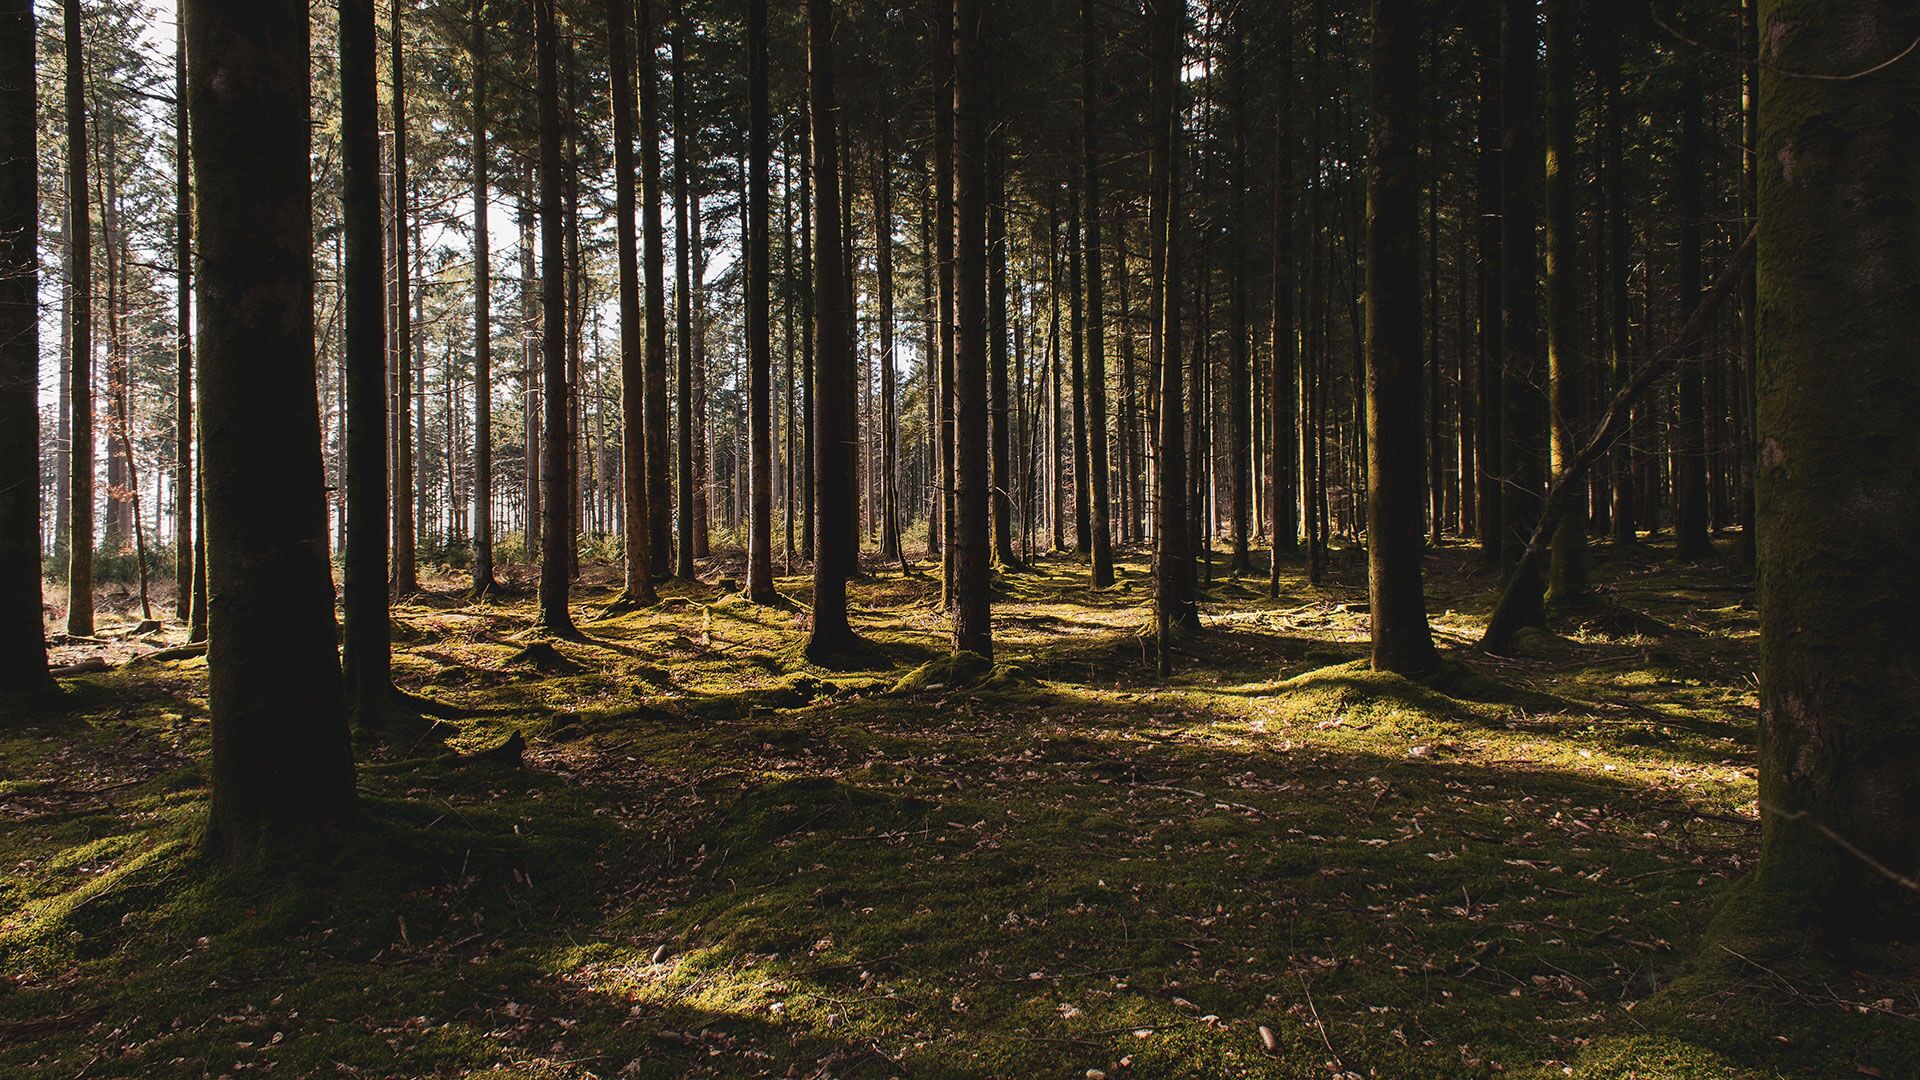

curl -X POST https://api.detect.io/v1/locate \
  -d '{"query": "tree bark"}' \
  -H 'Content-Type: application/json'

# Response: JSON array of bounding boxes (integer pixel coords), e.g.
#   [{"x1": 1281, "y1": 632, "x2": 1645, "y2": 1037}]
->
[
  {"x1": 1081, "y1": 0, "x2": 1113, "y2": 587},
  {"x1": 63, "y1": 0, "x2": 93, "y2": 639},
  {"x1": 533, "y1": 0, "x2": 574, "y2": 633},
  {"x1": 1750, "y1": 0, "x2": 1920, "y2": 933},
  {"x1": 1543, "y1": 0, "x2": 1585, "y2": 602},
  {"x1": 951, "y1": 0, "x2": 993, "y2": 658},
  {"x1": 189, "y1": 0, "x2": 355, "y2": 857},
  {"x1": 639, "y1": 0, "x2": 672, "y2": 578},
  {"x1": 469, "y1": 1, "x2": 497, "y2": 594},
  {"x1": 1149, "y1": 0, "x2": 1195, "y2": 674},
  {"x1": 987, "y1": 149, "x2": 1018, "y2": 569},
  {"x1": 1364, "y1": 0, "x2": 1439, "y2": 677},
  {"x1": 607, "y1": 0, "x2": 654, "y2": 604},
  {"x1": 671, "y1": 2, "x2": 696, "y2": 582},
  {"x1": 0, "y1": 0, "x2": 47, "y2": 692},
  {"x1": 1497, "y1": 0, "x2": 1543, "y2": 628},
  {"x1": 173, "y1": 0, "x2": 193, "y2": 622},
  {"x1": 745, "y1": 0, "x2": 775, "y2": 601},
  {"x1": 388, "y1": 0, "x2": 418, "y2": 597},
  {"x1": 803, "y1": 0, "x2": 860, "y2": 661},
  {"x1": 1674, "y1": 26, "x2": 1712, "y2": 560},
  {"x1": 341, "y1": 0, "x2": 393, "y2": 715}
]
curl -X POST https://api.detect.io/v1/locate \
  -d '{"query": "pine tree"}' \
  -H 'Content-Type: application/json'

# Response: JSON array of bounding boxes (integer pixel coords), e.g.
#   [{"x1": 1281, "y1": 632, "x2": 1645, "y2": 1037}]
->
[
  {"x1": 0, "y1": 0, "x2": 47, "y2": 694},
  {"x1": 951, "y1": 0, "x2": 993, "y2": 658}
]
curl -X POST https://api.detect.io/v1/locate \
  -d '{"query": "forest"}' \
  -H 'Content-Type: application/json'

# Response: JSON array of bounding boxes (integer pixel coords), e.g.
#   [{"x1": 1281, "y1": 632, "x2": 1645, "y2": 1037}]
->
[{"x1": 0, "y1": 0, "x2": 1916, "y2": 1075}]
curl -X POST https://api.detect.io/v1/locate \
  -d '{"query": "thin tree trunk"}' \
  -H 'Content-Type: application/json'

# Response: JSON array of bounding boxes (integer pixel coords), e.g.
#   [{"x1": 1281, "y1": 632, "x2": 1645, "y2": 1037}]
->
[
  {"x1": 533, "y1": 0, "x2": 574, "y2": 633},
  {"x1": 1082, "y1": 0, "x2": 1113, "y2": 587},
  {"x1": 745, "y1": 0, "x2": 775, "y2": 601},
  {"x1": 1673, "y1": 23, "x2": 1711, "y2": 560},
  {"x1": 607, "y1": 0, "x2": 651, "y2": 602},
  {"x1": 874, "y1": 127, "x2": 902, "y2": 564},
  {"x1": 389, "y1": 0, "x2": 417, "y2": 597},
  {"x1": 1150, "y1": 0, "x2": 1195, "y2": 675},
  {"x1": 671, "y1": 2, "x2": 696, "y2": 581},
  {"x1": 63, "y1": 0, "x2": 93, "y2": 639},
  {"x1": 1497, "y1": 0, "x2": 1544, "y2": 627},
  {"x1": 173, "y1": 0, "x2": 193, "y2": 622},
  {"x1": 639, "y1": 0, "x2": 672, "y2": 577},
  {"x1": 987, "y1": 149, "x2": 1018, "y2": 569},
  {"x1": 1544, "y1": 0, "x2": 1584, "y2": 601}
]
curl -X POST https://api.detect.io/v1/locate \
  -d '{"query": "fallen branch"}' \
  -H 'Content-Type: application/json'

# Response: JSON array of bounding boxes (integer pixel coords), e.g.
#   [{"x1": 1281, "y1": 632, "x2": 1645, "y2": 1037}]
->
[{"x1": 1481, "y1": 227, "x2": 1757, "y2": 653}]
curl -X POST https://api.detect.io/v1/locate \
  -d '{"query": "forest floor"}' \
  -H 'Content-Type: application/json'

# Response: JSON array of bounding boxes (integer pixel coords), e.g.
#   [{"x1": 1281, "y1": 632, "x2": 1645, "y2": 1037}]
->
[{"x1": 3, "y1": 537, "x2": 1917, "y2": 1078}]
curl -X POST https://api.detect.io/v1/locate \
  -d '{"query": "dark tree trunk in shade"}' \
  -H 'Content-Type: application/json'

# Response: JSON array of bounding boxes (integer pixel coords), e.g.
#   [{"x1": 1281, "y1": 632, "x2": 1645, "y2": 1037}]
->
[
  {"x1": 188, "y1": 0, "x2": 356, "y2": 857},
  {"x1": 1268, "y1": 1, "x2": 1297, "y2": 587},
  {"x1": 1149, "y1": 0, "x2": 1196, "y2": 675},
  {"x1": 1544, "y1": 0, "x2": 1585, "y2": 603},
  {"x1": 950, "y1": 0, "x2": 993, "y2": 658},
  {"x1": 1673, "y1": 29, "x2": 1712, "y2": 561},
  {"x1": 1748, "y1": 0, "x2": 1920, "y2": 934},
  {"x1": 1497, "y1": 0, "x2": 1544, "y2": 628},
  {"x1": 0, "y1": 0, "x2": 48, "y2": 692},
  {"x1": 745, "y1": 0, "x2": 775, "y2": 601},
  {"x1": 63, "y1": 0, "x2": 93, "y2": 639},
  {"x1": 173, "y1": 0, "x2": 193, "y2": 622},
  {"x1": 470, "y1": 0, "x2": 499, "y2": 594},
  {"x1": 875, "y1": 130, "x2": 902, "y2": 564},
  {"x1": 1598, "y1": 0, "x2": 1635, "y2": 546},
  {"x1": 341, "y1": 0, "x2": 394, "y2": 715},
  {"x1": 1469, "y1": 7, "x2": 1501, "y2": 564},
  {"x1": 933, "y1": 0, "x2": 957, "y2": 603},
  {"x1": 1081, "y1": 0, "x2": 1113, "y2": 588},
  {"x1": 1067, "y1": 183, "x2": 1088, "y2": 557},
  {"x1": 671, "y1": 3, "x2": 696, "y2": 582},
  {"x1": 639, "y1": 0, "x2": 672, "y2": 577},
  {"x1": 1363, "y1": 0, "x2": 1439, "y2": 677},
  {"x1": 607, "y1": 0, "x2": 654, "y2": 603},
  {"x1": 987, "y1": 151, "x2": 1018, "y2": 569},
  {"x1": 1225, "y1": 14, "x2": 1252, "y2": 578},
  {"x1": 803, "y1": 0, "x2": 861, "y2": 661},
  {"x1": 533, "y1": 0, "x2": 575, "y2": 633},
  {"x1": 388, "y1": 0, "x2": 418, "y2": 597}
]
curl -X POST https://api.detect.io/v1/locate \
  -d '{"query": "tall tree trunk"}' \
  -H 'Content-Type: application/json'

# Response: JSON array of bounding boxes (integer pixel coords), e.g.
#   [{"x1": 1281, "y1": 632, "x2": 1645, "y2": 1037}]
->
[
  {"x1": 987, "y1": 150, "x2": 1018, "y2": 569},
  {"x1": 533, "y1": 0, "x2": 574, "y2": 633},
  {"x1": 920, "y1": 159, "x2": 939, "y2": 560},
  {"x1": 638, "y1": 0, "x2": 672, "y2": 577},
  {"x1": 173, "y1": 0, "x2": 193, "y2": 623},
  {"x1": 1469, "y1": 6, "x2": 1501, "y2": 563},
  {"x1": 189, "y1": 0, "x2": 356, "y2": 857},
  {"x1": 1673, "y1": 28, "x2": 1712, "y2": 560},
  {"x1": 671, "y1": 2, "x2": 696, "y2": 581},
  {"x1": 389, "y1": 0, "x2": 417, "y2": 597},
  {"x1": 0, "y1": 0, "x2": 47, "y2": 692},
  {"x1": 607, "y1": 0, "x2": 651, "y2": 602},
  {"x1": 1068, "y1": 181, "x2": 1089, "y2": 556},
  {"x1": 745, "y1": 0, "x2": 775, "y2": 601},
  {"x1": 1599, "y1": 0, "x2": 1634, "y2": 545},
  {"x1": 803, "y1": 0, "x2": 861, "y2": 662},
  {"x1": 1149, "y1": 0, "x2": 1195, "y2": 674},
  {"x1": 1735, "y1": 0, "x2": 1757, "y2": 571},
  {"x1": 1749, "y1": 0, "x2": 1920, "y2": 934},
  {"x1": 1543, "y1": 0, "x2": 1584, "y2": 602},
  {"x1": 1497, "y1": 0, "x2": 1544, "y2": 628},
  {"x1": 951, "y1": 0, "x2": 993, "y2": 658},
  {"x1": 933, "y1": 1, "x2": 956, "y2": 601},
  {"x1": 1081, "y1": 0, "x2": 1113, "y2": 587},
  {"x1": 470, "y1": 0, "x2": 499, "y2": 594},
  {"x1": 1225, "y1": 13, "x2": 1252, "y2": 578},
  {"x1": 341, "y1": 0, "x2": 393, "y2": 715},
  {"x1": 63, "y1": 0, "x2": 93, "y2": 639},
  {"x1": 874, "y1": 128, "x2": 902, "y2": 564},
  {"x1": 1364, "y1": 0, "x2": 1439, "y2": 677}
]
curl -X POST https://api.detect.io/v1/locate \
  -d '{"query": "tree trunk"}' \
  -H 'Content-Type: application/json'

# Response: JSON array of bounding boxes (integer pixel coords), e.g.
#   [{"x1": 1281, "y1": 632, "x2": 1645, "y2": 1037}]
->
[
  {"x1": 1544, "y1": 0, "x2": 1584, "y2": 602},
  {"x1": 987, "y1": 149, "x2": 1018, "y2": 569},
  {"x1": 533, "y1": 0, "x2": 574, "y2": 633},
  {"x1": 0, "y1": 0, "x2": 47, "y2": 692},
  {"x1": 933, "y1": 0, "x2": 956, "y2": 602},
  {"x1": 745, "y1": 0, "x2": 775, "y2": 601},
  {"x1": 874, "y1": 128, "x2": 902, "y2": 565},
  {"x1": 1364, "y1": 0, "x2": 1439, "y2": 677},
  {"x1": 388, "y1": 0, "x2": 417, "y2": 597},
  {"x1": 63, "y1": 0, "x2": 93, "y2": 639},
  {"x1": 1149, "y1": 0, "x2": 1195, "y2": 674},
  {"x1": 951, "y1": 0, "x2": 993, "y2": 658},
  {"x1": 341, "y1": 0, "x2": 393, "y2": 715},
  {"x1": 1497, "y1": 0, "x2": 1543, "y2": 628},
  {"x1": 470, "y1": 1, "x2": 499, "y2": 594},
  {"x1": 189, "y1": 0, "x2": 356, "y2": 857},
  {"x1": 1081, "y1": 0, "x2": 1113, "y2": 587},
  {"x1": 638, "y1": 0, "x2": 672, "y2": 578},
  {"x1": 1746, "y1": 0, "x2": 1920, "y2": 934},
  {"x1": 173, "y1": 0, "x2": 193, "y2": 622},
  {"x1": 671, "y1": 3, "x2": 696, "y2": 582},
  {"x1": 1469, "y1": 6, "x2": 1500, "y2": 564},
  {"x1": 1674, "y1": 28, "x2": 1712, "y2": 560},
  {"x1": 1598, "y1": 0, "x2": 1634, "y2": 546},
  {"x1": 607, "y1": 0, "x2": 653, "y2": 603},
  {"x1": 803, "y1": 0, "x2": 860, "y2": 661},
  {"x1": 1225, "y1": 13, "x2": 1251, "y2": 579}
]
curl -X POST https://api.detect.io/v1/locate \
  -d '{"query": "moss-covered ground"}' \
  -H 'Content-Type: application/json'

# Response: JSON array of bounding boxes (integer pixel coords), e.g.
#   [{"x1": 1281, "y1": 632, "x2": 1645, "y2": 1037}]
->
[{"x1": 4, "y1": 539, "x2": 1915, "y2": 1077}]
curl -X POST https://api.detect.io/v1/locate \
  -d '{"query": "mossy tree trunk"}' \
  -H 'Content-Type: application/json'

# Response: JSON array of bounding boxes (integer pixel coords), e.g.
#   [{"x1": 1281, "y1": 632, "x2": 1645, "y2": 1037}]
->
[
  {"x1": 951, "y1": 0, "x2": 993, "y2": 659},
  {"x1": 0, "y1": 0, "x2": 47, "y2": 693},
  {"x1": 1363, "y1": 0, "x2": 1439, "y2": 678},
  {"x1": 341, "y1": 0, "x2": 393, "y2": 716},
  {"x1": 189, "y1": 0, "x2": 356, "y2": 857},
  {"x1": 1751, "y1": 0, "x2": 1920, "y2": 933}
]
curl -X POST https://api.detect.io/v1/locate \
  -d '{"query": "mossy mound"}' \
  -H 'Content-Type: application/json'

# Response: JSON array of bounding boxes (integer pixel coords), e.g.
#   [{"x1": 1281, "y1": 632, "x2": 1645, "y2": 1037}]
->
[{"x1": 889, "y1": 651, "x2": 994, "y2": 693}]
